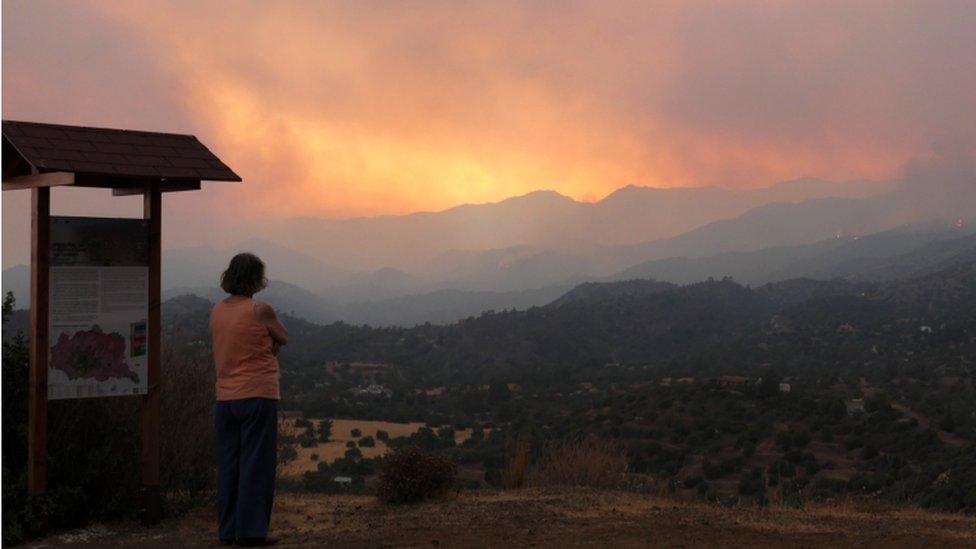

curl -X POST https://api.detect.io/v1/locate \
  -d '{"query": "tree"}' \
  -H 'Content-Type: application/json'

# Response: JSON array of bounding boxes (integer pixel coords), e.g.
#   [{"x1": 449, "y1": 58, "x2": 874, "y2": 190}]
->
[
  {"x1": 2, "y1": 291, "x2": 14, "y2": 321},
  {"x1": 437, "y1": 426, "x2": 456, "y2": 448},
  {"x1": 318, "y1": 419, "x2": 333, "y2": 442}
]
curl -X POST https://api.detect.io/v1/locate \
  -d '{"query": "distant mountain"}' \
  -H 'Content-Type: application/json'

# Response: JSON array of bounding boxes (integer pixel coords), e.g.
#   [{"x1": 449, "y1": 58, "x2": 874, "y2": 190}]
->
[
  {"x1": 166, "y1": 278, "x2": 572, "y2": 328},
  {"x1": 150, "y1": 168, "x2": 972, "y2": 301},
  {"x1": 824, "y1": 233, "x2": 976, "y2": 282},
  {"x1": 164, "y1": 238, "x2": 350, "y2": 293},
  {"x1": 336, "y1": 285, "x2": 574, "y2": 326},
  {"x1": 426, "y1": 180, "x2": 974, "y2": 294},
  {"x1": 239, "y1": 178, "x2": 893, "y2": 274},
  {"x1": 320, "y1": 267, "x2": 423, "y2": 304},
  {"x1": 164, "y1": 280, "x2": 341, "y2": 325},
  {"x1": 601, "y1": 172, "x2": 975, "y2": 273},
  {"x1": 616, "y1": 225, "x2": 976, "y2": 285},
  {"x1": 433, "y1": 246, "x2": 606, "y2": 292}
]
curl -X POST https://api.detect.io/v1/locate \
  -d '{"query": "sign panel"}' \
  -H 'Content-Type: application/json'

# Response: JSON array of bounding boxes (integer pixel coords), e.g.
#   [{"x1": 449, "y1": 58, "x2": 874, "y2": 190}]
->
[{"x1": 48, "y1": 217, "x2": 149, "y2": 399}]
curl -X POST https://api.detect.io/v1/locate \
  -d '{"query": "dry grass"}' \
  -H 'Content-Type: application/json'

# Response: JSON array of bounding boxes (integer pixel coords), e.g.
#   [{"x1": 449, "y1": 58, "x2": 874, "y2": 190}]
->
[
  {"x1": 279, "y1": 418, "x2": 478, "y2": 477},
  {"x1": 504, "y1": 434, "x2": 532, "y2": 489},
  {"x1": 159, "y1": 349, "x2": 217, "y2": 502},
  {"x1": 529, "y1": 437, "x2": 628, "y2": 489}
]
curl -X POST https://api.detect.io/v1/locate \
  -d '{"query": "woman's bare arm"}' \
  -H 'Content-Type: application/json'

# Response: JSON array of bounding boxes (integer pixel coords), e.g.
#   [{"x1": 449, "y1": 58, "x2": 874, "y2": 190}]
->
[{"x1": 255, "y1": 301, "x2": 288, "y2": 346}]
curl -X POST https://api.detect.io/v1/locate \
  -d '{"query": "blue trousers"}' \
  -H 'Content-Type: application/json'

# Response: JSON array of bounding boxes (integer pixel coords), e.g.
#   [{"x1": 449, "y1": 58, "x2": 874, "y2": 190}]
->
[{"x1": 215, "y1": 398, "x2": 278, "y2": 540}]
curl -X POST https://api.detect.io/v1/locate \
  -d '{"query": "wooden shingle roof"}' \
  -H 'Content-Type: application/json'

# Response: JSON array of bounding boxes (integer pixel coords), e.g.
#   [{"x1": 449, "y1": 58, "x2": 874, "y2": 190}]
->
[{"x1": 2, "y1": 120, "x2": 241, "y2": 184}]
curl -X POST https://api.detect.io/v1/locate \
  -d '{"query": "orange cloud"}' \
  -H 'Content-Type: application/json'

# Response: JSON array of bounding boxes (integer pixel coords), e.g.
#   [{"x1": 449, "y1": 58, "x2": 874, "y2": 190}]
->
[{"x1": 7, "y1": 0, "x2": 975, "y2": 221}]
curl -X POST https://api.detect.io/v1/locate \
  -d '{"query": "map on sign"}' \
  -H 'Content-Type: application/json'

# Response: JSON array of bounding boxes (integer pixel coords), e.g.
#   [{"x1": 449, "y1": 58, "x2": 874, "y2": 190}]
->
[
  {"x1": 50, "y1": 327, "x2": 140, "y2": 384},
  {"x1": 48, "y1": 217, "x2": 149, "y2": 400}
]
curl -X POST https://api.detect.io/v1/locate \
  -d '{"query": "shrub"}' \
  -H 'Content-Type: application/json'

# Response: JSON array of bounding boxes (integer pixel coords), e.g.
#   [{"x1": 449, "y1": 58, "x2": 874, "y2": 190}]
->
[
  {"x1": 351, "y1": 428, "x2": 362, "y2": 438},
  {"x1": 377, "y1": 447, "x2": 456, "y2": 504},
  {"x1": 529, "y1": 437, "x2": 627, "y2": 489},
  {"x1": 279, "y1": 445, "x2": 298, "y2": 463},
  {"x1": 376, "y1": 430, "x2": 389, "y2": 442},
  {"x1": 359, "y1": 436, "x2": 376, "y2": 448},
  {"x1": 2, "y1": 326, "x2": 216, "y2": 544}
]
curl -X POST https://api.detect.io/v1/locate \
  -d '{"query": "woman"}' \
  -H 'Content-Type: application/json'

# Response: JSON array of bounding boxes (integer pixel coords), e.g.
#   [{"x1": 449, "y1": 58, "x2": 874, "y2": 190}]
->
[{"x1": 211, "y1": 253, "x2": 288, "y2": 546}]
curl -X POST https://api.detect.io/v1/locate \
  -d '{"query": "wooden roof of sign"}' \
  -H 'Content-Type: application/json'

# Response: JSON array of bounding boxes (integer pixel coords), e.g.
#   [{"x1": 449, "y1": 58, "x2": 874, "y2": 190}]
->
[{"x1": 2, "y1": 120, "x2": 241, "y2": 194}]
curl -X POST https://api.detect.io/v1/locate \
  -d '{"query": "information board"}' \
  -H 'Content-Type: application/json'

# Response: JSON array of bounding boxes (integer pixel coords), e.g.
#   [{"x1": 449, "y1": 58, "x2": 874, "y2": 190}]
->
[{"x1": 48, "y1": 217, "x2": 150, "y2": 399}]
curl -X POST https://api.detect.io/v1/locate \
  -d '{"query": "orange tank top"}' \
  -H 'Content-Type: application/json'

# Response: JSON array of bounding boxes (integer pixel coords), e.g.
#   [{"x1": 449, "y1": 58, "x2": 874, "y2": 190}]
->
[{"x1": 210, "y1": 297, "x2": 280, "y2": 401}]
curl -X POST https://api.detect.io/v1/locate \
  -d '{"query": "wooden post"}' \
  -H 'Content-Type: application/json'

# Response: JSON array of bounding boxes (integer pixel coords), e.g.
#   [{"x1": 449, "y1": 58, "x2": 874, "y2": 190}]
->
[
  {"x1": 27, "y1": 187, "x2": 50, "y2": 493},
  {"x1": 141, "y1": 182, "x2": 162, "y2": 524}
]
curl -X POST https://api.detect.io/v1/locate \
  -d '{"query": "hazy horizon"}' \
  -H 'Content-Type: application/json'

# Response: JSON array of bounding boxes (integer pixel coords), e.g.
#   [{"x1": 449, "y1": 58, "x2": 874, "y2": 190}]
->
[{"x1": 0, "y1": 174, "x2": 896, "y2": 269}]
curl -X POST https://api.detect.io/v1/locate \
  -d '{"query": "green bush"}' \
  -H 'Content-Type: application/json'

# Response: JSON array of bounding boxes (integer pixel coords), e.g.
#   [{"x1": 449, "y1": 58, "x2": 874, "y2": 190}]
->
[{"x1": 377, "y1": 447, "x2": 456, "y2": 504}]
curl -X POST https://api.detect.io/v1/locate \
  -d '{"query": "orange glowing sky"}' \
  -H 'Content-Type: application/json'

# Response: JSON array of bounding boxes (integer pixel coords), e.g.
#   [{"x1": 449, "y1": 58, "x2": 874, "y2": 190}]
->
[{"x1": 2, "y1": 1, "x2": 975, "y2": 263}]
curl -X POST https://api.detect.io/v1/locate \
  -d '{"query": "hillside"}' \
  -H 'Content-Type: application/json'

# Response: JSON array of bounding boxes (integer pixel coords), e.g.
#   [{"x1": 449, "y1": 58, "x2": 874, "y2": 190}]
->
[
  {"x1": 615, "y1": 225, "x2": 976, "y2": 285},
  {"x1": 26, "y1": 489, "x2": 976, "y2": 547},
  {"x1": 547, "y1": 279, "x2": 676, "y2": 307},
  {"x1": 150, "y1": 257, "x2": 976, "y2": 516}
]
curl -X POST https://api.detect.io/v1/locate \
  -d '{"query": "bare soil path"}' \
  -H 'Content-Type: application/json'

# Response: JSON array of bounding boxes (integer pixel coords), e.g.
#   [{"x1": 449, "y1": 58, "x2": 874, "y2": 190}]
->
[{"x1": 24, "y1": 489, "x2": 976, "y2": 548}]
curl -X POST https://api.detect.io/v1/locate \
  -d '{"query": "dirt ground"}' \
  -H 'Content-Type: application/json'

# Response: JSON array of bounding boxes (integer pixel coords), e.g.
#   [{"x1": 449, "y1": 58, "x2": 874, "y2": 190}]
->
[{"x1": 24, "y1": 489, "x2": 976, "y2": 548}]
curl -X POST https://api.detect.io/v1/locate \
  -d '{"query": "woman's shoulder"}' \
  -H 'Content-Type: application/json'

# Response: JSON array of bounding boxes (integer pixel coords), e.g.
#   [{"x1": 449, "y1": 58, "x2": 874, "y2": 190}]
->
[{"x1": 252, "y1": 299, "x2": 278, "y2": 318}]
